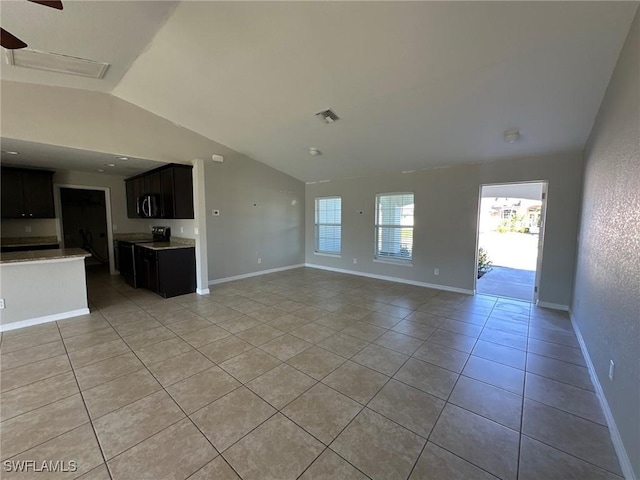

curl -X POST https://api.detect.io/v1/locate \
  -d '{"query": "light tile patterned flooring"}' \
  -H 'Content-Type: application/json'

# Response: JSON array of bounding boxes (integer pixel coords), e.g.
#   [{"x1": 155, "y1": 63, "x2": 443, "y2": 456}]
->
[{"x1": 0, "y1": 266, "x2": 623, "y2": 479}]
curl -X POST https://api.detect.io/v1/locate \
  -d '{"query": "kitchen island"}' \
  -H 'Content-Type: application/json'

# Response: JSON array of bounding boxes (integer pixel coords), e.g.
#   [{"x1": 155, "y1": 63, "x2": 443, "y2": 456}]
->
[{"x1": 0, "y1": 248, "x2": 91, "y2": 332}]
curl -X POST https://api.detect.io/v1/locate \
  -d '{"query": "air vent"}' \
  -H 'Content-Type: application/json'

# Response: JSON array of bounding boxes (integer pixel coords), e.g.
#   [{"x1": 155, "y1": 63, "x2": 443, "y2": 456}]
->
[
  {"x1": 6, "y1": 49, "x2": 109, "y2": 79},
  {"x1": 316, "y1": 109, "x2": 340, "y2": 124}
]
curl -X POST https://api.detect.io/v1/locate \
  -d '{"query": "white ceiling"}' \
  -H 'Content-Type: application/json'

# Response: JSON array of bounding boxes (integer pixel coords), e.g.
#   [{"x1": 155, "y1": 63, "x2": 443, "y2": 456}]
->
[
  {"x1": 1, "y1": 2, "x2": 637, "y2": 182},
  {"x1": 0, "y1": 0, "x2": 178, "y2": 92},
  {"x1": 0, "y1": 138, "x2": 165, "y2": 177}
]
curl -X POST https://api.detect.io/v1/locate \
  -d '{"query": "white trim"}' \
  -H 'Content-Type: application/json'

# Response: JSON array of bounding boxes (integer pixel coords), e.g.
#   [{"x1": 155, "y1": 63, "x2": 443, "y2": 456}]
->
[
  {"x1": 209, "y1": 264, "x2": 305, "y2": 286},
  {"x1": 196, "y1": 288, "x2": 211, "y2": 295},
  {"x1": 570, "y1": 313, "x2": 636, "y2": 480},
  {"x1": 373, "y1": 258, "x2": 413, "y2": 267},
  {"x1": 314, "y1": 252, "x2": 342, "y2": 258},
  {"x1": 536, "y1": 300, "x2": 570, "y2": 311},
  {"x1": 0, "y1": 308, "x2": 90, "y2": 332},
  {"x1": 305, "y1": 263, "x2": 473, "y2": 295}
]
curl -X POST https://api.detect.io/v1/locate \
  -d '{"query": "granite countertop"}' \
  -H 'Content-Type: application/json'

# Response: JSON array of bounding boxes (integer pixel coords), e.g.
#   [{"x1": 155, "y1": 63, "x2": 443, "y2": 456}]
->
[
  {"x1": 0, "y1": 236, "x2": 60, "y2": 248},
  {"x1": 0, "y1": 248, "x2": 92, "y2": 264},
  {"x1": 138, "y1": 240, "x2": 195, "y2": 251},
  {"x1": 113, "y1": 233, "x2": 153, "y2": 242}
]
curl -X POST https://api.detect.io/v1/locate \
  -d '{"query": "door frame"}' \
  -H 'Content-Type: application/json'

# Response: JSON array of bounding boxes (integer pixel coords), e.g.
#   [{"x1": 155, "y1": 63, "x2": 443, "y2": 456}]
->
[
  {"x1": 54, "y1": 184, "x2": 116, "y2": 275},
  {"x1": 474, "y1": 180, "x2": 548, "y2": 303}
]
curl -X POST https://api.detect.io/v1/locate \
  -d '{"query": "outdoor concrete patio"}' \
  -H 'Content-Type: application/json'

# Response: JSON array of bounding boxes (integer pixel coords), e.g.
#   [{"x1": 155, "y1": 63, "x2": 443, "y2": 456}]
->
[{"x1": 476, "y1": 266, "x2": 535, "y2": 301}]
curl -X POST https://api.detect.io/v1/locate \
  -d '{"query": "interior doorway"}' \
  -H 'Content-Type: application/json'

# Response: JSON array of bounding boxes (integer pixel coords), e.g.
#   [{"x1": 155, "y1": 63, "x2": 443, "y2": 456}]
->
[
  {"x1": 55, "y1": 185, "x2": 116, "y2": 274},
  {"x1": 475, "y1": 182, "x2": 547, "y2": 302}
]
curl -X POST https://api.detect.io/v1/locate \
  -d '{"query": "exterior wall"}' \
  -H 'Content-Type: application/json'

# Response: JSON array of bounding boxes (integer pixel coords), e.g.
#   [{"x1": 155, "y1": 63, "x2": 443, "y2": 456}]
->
[
  {"x1": 305, "y1": 152, "x2": 583, "y2": 306},
  {"x1": 572, "y1": 7, "x2": 640, "y2": 478}
]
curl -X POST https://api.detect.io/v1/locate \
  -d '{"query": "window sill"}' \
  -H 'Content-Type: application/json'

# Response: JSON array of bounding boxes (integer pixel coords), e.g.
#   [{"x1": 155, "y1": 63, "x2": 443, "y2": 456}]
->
[
  {"x1": 314, "y1": 252, "x2": 342, "y2": 258},
  {"x1": 373, "y1": 258, "x2": 413, "y2": 267}
]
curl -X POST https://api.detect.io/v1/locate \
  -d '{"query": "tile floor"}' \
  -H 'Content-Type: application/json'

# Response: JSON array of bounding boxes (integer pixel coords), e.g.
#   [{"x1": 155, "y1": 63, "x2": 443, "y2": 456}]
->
[{"x1": 0, "y1": 266, "x2": 623, "y2": 480}]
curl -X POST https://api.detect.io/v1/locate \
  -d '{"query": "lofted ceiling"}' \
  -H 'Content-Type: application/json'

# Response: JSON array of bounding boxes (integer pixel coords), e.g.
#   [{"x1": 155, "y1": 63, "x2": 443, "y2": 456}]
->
[
  {"x1": 1, "y1": 2, "x2": 637, "y2": 182},
  {"x1": 0, "y1": 0, "x2": 178, "y2": 92}
]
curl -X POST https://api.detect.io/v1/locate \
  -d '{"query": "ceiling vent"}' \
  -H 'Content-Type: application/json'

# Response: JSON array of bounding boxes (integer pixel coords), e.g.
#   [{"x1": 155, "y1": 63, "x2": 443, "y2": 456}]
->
[
  {"x1": 316, "y1": 109, "x2": 340, "y2": 124},
  {"x1": 6, "y1": 49, "x2": 109, "y2": 79}
]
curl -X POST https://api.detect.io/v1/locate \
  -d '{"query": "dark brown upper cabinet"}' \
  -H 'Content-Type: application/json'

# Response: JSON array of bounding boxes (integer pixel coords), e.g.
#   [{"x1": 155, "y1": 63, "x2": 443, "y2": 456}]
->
[
  {"x1": 125, "y1": 164, "x2": 194, "y2": 219},
  {"x1": 1, "y1": 167, "x2": 55, "y2": 219}
]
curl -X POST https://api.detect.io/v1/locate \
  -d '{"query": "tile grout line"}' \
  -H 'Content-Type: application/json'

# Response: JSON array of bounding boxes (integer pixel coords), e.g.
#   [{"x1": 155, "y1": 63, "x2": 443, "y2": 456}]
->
[{"x1": 54, "y1": 320, "x2": 114, "y2": 480}]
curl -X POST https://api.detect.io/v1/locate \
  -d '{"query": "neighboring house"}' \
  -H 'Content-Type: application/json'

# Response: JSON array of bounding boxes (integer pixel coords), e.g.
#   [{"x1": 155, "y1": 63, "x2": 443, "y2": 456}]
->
[{"x1": 480, "y1": 197, "x2": 542, "y2": 233}]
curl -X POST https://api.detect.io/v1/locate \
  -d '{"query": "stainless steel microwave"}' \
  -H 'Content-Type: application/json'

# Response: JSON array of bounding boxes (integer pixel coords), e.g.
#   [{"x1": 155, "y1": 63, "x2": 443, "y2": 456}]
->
[{"x1": 137, "y1": 194, "x2": 160, "y2": 218}]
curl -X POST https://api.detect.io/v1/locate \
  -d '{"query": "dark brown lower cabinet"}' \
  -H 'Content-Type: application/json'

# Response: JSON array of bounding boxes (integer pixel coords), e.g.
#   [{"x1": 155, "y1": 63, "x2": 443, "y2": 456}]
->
[{"x1": 135, "y1": 246, "x2": 196, "y2": 298}]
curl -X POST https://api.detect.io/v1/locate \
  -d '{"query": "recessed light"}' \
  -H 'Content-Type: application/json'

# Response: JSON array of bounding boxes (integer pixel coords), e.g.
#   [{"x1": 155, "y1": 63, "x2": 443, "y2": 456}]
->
[
  {"x1": 116, "y1": 156, "x2": 129, "y2": 161},
  {"x1": 308, "y1": 147, "x2": 322, "y2": 156},
  {"x1": 97, "y1": 169, "x2": 104, "y2": 172},
  {"x1": 2, "y1": 150, "x2": 20, "y2": 155},
  {"x1": 105, "y1": 163, "x2": 116, "y2": 167}
]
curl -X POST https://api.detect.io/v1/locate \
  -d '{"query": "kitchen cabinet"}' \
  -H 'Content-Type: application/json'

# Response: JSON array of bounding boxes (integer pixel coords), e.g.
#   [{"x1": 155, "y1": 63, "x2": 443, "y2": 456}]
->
[
  {"x1": 125, "y1": 176, "x2": 145, "y2": 218},
  {"x1": 125, "y1": 164, "x2": 193, "y2": 219},
  {"x1": 135, "y1": 245, "x2": 196, "y2": 298},
  {"x1": 1, "y1": 167, "x2": 55, "y2": 219}
]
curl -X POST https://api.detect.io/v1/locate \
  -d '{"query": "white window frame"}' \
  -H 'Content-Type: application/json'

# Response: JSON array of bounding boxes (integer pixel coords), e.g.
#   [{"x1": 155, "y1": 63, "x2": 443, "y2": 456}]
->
[
  {"x1": 374, "y1": 192, "x2": 414, "y2": 262},
  {"x1": 315, "y1": 196, "x2": 342, "y2": 255}
]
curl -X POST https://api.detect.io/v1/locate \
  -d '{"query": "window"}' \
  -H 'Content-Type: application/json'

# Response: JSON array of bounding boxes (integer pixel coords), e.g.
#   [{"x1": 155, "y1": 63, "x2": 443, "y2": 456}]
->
[
  {"x1": 375, "y1": 193, "x2": 414, "y2": 261},
  {"x1": 501, "y1": 208, "x2": 515, "y2": 219},
  {"x1": 315, "y1": 196, "x2": 342, "y2": 254}
]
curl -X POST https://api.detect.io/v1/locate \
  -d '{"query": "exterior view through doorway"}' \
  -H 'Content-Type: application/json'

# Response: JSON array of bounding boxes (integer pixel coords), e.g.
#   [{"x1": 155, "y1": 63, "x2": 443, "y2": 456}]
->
[{"x1": 476, "y1": 182, "x2": 547, "y2": 302}]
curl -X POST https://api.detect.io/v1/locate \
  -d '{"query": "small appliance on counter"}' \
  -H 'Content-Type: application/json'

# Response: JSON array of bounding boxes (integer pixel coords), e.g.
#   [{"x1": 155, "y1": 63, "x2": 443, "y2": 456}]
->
[
  {"x1": 116, "y1": 226, "x2": 171, "y2": 288},
  {"x1": 151, "y1": 226, "x2": 171, "y2": 242}
]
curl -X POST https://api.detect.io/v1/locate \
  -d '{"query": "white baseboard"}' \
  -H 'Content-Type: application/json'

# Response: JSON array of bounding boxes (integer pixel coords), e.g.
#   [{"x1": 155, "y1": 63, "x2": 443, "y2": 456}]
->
[
  {"x1": 209, "y1": 264, "x2": 305, "y2": 286},
  {"x1": 304, "y1": 263, "x2": 474, "y2": 295},
  {"x1": 196, "y1": 288, "x2": 211, "y2": 295},
  {"x1": 0, "y1": 308, "x2": 91, "y2": 333},
  {"x1": 570, "y1": 312, "x2": 636, "y2": 480},
  {"x1": 536, "y1": 300, "x2": 570, "y2": 311}
]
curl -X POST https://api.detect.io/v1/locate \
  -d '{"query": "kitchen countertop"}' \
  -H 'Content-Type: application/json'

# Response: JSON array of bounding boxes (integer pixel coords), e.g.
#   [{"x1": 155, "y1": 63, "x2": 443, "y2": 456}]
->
[
  {"x1": 0, "y1": 248, "x2": 91, "y2": 264},
  {"x1": 114, "y1": 233, "x2": 153, "y2": 242},
  {"x1": 0, "y1": 236, "x2": 60, "y2": 248},
  {"x1": 137, "y1": 241, "x2": 195, "y2": 251}
]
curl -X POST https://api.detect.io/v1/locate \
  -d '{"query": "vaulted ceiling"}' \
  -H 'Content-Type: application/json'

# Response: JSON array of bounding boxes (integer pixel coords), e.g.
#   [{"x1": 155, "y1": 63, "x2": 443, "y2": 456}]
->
[{"x1": 1, "y1": 1, "x2": 637, "y2": 181}]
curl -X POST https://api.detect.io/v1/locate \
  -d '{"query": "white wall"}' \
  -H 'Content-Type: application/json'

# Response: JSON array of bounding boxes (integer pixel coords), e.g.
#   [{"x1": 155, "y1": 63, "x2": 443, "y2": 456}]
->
[
  {"x1": 572, "y1": 7, "x2": 640, "y2": 478},
  {"x1": 306, "y1": 152, "x2": 583, "y2": 306},
  {"x1": 0, "y1": 257, "x2": 89, "y2": 329}
]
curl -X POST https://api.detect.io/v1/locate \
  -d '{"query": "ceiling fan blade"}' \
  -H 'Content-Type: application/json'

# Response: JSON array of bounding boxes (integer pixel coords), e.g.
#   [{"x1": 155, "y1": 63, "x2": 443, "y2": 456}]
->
[
  {"x1": 27, "y1": 0, "x2": 63, "y2": 10},
  {"x1": 1, "y1": 28, "x2": 28, "y2": 49}
]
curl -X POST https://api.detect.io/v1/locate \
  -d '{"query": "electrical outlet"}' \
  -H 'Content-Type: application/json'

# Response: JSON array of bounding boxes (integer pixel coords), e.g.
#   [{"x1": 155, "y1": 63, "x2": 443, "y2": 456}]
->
[
  {"x1": 25, "y1": 226, "x2": 32, "y2": 233},
  {"x1": 194, "y1": 227, "x2": 199, "y2": 235},
  {"x1": 258, "y1": 258, "x2": 262, "y2": 264},
  {"x1": 180, "y1": 226, "x2": 184, "y2": 234},
  {"x1": 609, "y1": 360, "x2": 615, "y2": 381},
  {"x1": 434, "y1": 268, "x2": 439, "y2": 275},
  {"x1": 0, "y1": 298, "x2": 5, "y2": 309},
  {"x1": 113, "y1": 224, "x2": 118, "y2": 231},
  {"x1": 353, "y1": 258, "x2": 357, "y2": 264}
]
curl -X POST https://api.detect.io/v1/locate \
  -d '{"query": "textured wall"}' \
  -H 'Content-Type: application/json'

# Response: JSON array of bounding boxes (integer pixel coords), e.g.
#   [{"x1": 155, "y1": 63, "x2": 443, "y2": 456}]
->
[
  {"x1": 572, "y1": 7, "x2": 640, "y2": 478},
  {"x1": 305, "y1": 152, "x2": 583, "y2": 306}
]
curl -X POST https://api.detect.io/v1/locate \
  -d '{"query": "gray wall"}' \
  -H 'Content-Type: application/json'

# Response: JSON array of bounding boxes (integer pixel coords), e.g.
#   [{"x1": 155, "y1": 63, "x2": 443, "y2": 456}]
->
[
  {"x1": 306, "y1": 152, "x2": 583, "y2": 306},
  {"x1": 204, "y1": 155, "x2": 305, "y2": 281},
  {"x1": 572, "y1": 8, "x2": 640, "y2": 478}
]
